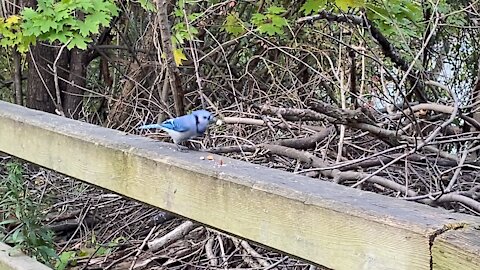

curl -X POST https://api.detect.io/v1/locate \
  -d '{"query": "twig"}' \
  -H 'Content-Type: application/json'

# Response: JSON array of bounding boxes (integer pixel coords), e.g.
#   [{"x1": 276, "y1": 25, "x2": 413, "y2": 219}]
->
[
  {"x1": 129, "y1": 225, "x2": 157, "y2": 270},
  {"x1": 351, "y1": 81, "x2": 460, "y2": 188},
  {"x1": 205, "y1": 236, "x2": 218, "y2": 267},
  {"x1": 240, "y1": 240, "x2": 272, "y2": 268},
  {"x1": 147, "y1": 220, "x2": 198, "y2": 252},
  {"x1": 445, "y1": 147, "x2": 469, "y2": 192}
]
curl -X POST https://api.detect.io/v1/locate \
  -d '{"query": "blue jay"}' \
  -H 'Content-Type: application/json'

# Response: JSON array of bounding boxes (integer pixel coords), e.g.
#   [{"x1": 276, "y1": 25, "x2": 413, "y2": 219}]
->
[{"x1": 138, "y1": 110, "x2": 216, "y2": 151}]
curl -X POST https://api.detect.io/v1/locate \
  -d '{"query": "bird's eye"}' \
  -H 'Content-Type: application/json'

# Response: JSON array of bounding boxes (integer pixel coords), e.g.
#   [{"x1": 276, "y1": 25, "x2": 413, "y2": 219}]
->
[{"x1": 204, "y1": 116, "x2": 208, "y2": 119}]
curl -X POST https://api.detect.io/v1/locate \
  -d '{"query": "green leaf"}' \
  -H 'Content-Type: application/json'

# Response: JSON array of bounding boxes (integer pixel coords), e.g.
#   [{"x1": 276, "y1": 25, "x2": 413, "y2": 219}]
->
[
  {"x1": 300, "y1": 0, "x2": 327, "y2": 15},
  {"x1": 258, "y1": 23, "x2": 283, "y2": 36},
  {"x1": 96, "y1": 0, "x2": 119, "y2": 17},
  {"x1": 5, "y1": 15, "x2": 21, "y2": 26},
  {"x1": 36, "y1": 245, "x2": 57, "y2": 261},
  {"x1": 96, "y1": 246, "x2": 111, "y2": 256},
  {"x1": 0, "y1": 219, "x2": 17, "y2": 226},
  {"x1": 37, "y1": 0, "x2": 54, "y2": 10},
  {"x1": 78, "y1": 16, "x2": 100, "y2": 36},
  {"x1": 223, "y1": 13, "x2": 244, "y2": 36},
  {"x1": 55, "y1": 251, "x2": 76, "y2": 270},
  {"x1": 55, "y1": 9, "x2": 72, "y2": 20},
  {"x1": 174, "y1": 8, "x2": 183, "y2": 17},
  {"x1": 1, "y1": 0, "x2": 118, "y2": 53},
  {"x1": 173, "y1": 32, "x2": 184, "y2": 45},
  {"x1": 10, "y1": 228, "x2": 23, "y2": 244},
  {"x1": 75, "y1": 0, "x2": 95, "y2": 11},
  {"x1": 266, "y1": 6, "x2": 286, "y2": 15},
  {"x1": 137, "y1": 0, "x2": 156, "y2": 11},
  {"x1": 251, "y1": 13, "x2": 267, "y2": 25},
  {"x1": 270, "y1": 16, "x2": 287, "y2": 27},
  {"x1": 57, "y1": 17, "x2": 77, "y2": 28},
  {"x1": 68, "y1": 34, "x2": 91, "y2": 50},
  {"x1": 189, "y1": 26, "x2": 198, "y2": 36},
  {"x1": 20, "y1": 7, "x2": 36, "y2": 19},
  {"x1": 88, "y1": 11, "x2": 111, "y2": 27},
  {"x1": 39, "y1": 19, "x2": 58, "y2": 33}
]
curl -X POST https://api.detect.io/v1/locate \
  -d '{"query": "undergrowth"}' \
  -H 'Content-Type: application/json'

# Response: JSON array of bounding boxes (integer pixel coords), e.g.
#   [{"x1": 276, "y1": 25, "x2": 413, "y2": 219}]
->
[{"x1": 0, "y1": 161, "x2": 57, "y2": 267}]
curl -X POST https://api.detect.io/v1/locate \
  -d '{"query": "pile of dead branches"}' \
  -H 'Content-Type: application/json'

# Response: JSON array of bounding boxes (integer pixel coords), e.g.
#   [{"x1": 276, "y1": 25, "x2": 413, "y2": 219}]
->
[
  {"x1": 0, "y1": 156, "x2": 319, "y2": 269},
  {"x1": 125, "y1": 11, "x2": 480, "y2": 216}
]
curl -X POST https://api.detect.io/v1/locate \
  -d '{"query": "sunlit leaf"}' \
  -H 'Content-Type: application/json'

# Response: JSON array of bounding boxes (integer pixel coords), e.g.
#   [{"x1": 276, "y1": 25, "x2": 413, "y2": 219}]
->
[
  {"x1": 5, "y1": 15, "x2": 21, "y2": 26},
  {"x1": 173, "y1": 48, "x2": 188, "y2": 66}
]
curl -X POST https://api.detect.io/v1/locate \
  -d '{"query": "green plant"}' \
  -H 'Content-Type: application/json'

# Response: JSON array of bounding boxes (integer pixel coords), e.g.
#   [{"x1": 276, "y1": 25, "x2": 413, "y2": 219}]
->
[
  {"x1": 251, "y1": 6, "x2": 288, "y2": 37},
  {"x1": 54, "y1": 235, "x2": 125, "y2": 270},
  {"x1": 223, "y1": 12, "x2": 245, "y2": 37},
  {"x1": 0, "y1": 0, "x2": 119, "y2": 52},
  {"x1": 0, "y1": 162, "x2": 57, "y2": 266},
  {"x1": 170, "y1": 0, "x2": 202, "y2": 65},
  {"x1": 55, "y1": 251, "x2": 76, "y2": 270},
  {"x1": 0, "y1": 15, "x2": 36, "y2": 52}
]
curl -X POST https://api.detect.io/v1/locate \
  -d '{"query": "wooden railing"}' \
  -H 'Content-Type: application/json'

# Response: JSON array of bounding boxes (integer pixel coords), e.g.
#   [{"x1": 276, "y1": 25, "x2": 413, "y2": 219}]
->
[{"x1": 0, "y1": 101, "x2": 479, "y2": 270}]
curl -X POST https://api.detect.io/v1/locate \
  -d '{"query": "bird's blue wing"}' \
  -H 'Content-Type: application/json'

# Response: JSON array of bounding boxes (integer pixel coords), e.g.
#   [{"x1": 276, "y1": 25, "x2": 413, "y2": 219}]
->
[{"x1": 160, "y1": 115, "x2": 193, "y2": 132}]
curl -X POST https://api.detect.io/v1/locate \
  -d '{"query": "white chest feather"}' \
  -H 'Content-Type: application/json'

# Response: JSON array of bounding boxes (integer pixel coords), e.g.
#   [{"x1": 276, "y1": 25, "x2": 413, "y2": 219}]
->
[{"x1": 161, "y1": 127, "x2": 197, "y2": 144}]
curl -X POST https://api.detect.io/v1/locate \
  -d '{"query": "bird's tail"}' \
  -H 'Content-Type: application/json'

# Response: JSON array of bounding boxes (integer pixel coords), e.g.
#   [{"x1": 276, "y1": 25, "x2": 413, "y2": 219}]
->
[{"x1": 137, "y1": 124, "x2": 163, "y2": 130}]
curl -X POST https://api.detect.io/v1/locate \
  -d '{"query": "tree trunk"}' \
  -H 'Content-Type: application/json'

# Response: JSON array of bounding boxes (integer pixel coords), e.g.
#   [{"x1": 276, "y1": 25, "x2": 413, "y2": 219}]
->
[
  {"x1": 12, "y1": 47, "x2": 22, "y2": 105},
  {"x1": 156, "y1": 0, "x2": 185, "y2": 116},
  {"x1": 23, "y1": 0, "x2": 57, "y2": 113},
  {"x1": 63, "y1": 48, "x2": 87, "y2": 119},
  {"x1": 26, "y1": 42, "x2": 57, "y2": 113}
]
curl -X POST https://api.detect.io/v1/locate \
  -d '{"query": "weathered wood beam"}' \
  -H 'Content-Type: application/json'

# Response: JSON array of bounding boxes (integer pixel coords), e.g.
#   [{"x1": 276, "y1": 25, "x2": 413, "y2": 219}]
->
[
  {"x1": 0, "y1": 242, "x2": 51, "y2": 270},
  {"x1": 0, "y1": 101, "x2": 479, "y2": 270}
]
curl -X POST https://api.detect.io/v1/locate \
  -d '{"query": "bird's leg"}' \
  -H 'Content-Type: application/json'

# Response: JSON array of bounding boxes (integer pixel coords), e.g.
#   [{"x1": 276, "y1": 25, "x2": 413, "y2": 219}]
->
[{"x1": 175, "y1": 143, "x2": 189, "y2": 152}]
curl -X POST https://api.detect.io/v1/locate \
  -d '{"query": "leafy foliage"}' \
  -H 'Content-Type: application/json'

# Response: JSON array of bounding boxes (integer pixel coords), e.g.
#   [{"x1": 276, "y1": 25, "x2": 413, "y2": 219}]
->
[
  {"x1": 22, "y1": 0, "x2": 119, "y2": 50},
  {"x1": 136, "y1": 0, "x2": 156, "y2": 12},
  {"x1": 170, "y1": 0, "x2": 203, "y2": 66},
  {"x1": 366, "y1": 0, "x2": 423, "y2": 38},
  {"x1": 223, "y1": 13, "x2": 245, "y2": 36},
  {"x1": 55, "y1": 251, "x2": 76, "y2": 270},
  {"x1": 0, "y1": 15, "x2": 35, "y2": 52},
  {"x1": 301, "y1": 0, "x2": 327, "y2": 15},
  {"x1": 300, "y1": 0, "x2": 423, "y2": 35},
  {"x1": 0, "y1": 0, "x2": 478, "y2": 268},
  {"x1": 53, "y1": 235, "x2": 123, "y2": 269},
  {"x1": 0, "y1": 0, "x2": 118, "y2": 52},
  {"x1": 251, "y1": 6, "x2": 288, "y2": 36},
  {"x1": 0, "y1": 162, "x2": 56, "y2": 266}
]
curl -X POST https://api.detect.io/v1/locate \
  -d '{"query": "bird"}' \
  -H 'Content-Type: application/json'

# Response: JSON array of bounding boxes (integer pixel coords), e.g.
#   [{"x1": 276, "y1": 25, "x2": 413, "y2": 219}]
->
[{"x1": 138, "y1": 110, "x2": 216, "y2": 151}]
